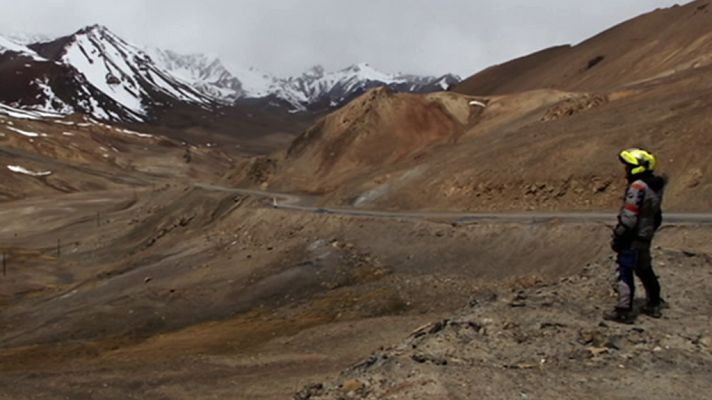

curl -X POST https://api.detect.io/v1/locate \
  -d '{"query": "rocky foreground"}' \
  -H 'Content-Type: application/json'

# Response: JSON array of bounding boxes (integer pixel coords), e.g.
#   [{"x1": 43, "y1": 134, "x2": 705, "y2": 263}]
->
[{"x1": 297, "y1": 248, "x2": 712, "y2": 400}]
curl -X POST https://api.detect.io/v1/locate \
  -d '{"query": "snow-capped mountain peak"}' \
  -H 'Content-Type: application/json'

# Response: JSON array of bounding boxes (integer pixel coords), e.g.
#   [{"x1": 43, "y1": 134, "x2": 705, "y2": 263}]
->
[
  {"x1": 302, "y1": 65, "x2": 326, "y2": 80},
  {"x1": 21, "y1": 24, "x2": 216, "y2": 121},
  {"x1": 338, "y1": 62, "x2": 397, "y2": 81},
  {"x1": 62, "y1": 25, "x2": 151, "y2": 118},
  {"x1": 146, "y1": 48, "x2": 250, "y2": 101},
  {"x1": 336, "y1": 63, "x2": 406, "y2": 85}
]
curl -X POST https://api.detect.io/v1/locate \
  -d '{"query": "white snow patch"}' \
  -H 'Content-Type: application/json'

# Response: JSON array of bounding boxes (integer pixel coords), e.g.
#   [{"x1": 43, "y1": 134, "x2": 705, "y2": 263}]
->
[
  {"x1": 7, "y1": 126, "x2": 47, "y2": 137},
  {"x1": 231, "y1": 65, "x2": 279, "y2": 98},
  {"x1": 62, "y1": 131, "x2": 76, "y2": 136},
  {"x1": 87, "y1": 118, "x2": 151, "y2": 138},
  {"x1": 121, "y1": 128, "x2": 153, "y2": 138},
  {"x1": 53, "y1": 120, "x2": 76, "y2": 126},
  {"x1": 0, "y1": 103, "x2": 64, "y2": 120},
  {"x1": 7, "y1": 165, "x2": 52, "y2": 176},
  {"x1": 30, "y1": 78, "x2": 75, "y2": 115}
]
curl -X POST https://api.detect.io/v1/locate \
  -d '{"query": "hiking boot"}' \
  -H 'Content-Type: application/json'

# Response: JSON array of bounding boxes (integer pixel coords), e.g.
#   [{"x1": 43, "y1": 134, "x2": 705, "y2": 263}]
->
[
  {"x1": 603, "y1": 308, "x2": 635, "y2": 324},
  {"x1": 641, "y1": 301, "x2": 664, "y2": 318}
]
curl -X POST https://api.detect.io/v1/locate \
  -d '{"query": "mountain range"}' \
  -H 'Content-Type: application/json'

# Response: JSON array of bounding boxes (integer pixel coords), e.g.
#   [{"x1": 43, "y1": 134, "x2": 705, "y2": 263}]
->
[
  {"x1": 0, "y1": 25, "x2": 459, "y2": 122},
  {"x1": 145, "y1": 48, "x2": 460, "y2": 111}
]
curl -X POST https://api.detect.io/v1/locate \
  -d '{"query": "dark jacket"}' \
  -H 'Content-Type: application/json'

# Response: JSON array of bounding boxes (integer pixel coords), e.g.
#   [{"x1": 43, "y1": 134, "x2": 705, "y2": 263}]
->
[{"x1": 612, "y1": 174, "x2": 666, "y2": 250}]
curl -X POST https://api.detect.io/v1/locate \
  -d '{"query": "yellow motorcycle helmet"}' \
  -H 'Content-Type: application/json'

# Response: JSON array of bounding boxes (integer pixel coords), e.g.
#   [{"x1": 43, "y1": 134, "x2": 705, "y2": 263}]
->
[{"x1": 619, "y1": 148, "x2": 656, "y2": 176}]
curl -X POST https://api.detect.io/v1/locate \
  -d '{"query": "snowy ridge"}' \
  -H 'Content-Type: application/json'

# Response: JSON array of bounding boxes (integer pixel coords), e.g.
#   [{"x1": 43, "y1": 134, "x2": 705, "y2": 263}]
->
[
  {"x1": 145, "y1": 48, "x2": 246, "y2": 101},
  {"x1": 0, "y1": 35, "x2": 46, "y2": 61},
  {"x1": 286, "y1": 63, "x2": 404, "y2": 108},
  {"x1": 147, "y1": 49, "x2": 280, "y2": 99},
  {"x1": 4, "y1": 33, "x2": 51, "y2": 45},
  {"x1": 268, "y1": 63, "x2": 461, "y2": 111}
]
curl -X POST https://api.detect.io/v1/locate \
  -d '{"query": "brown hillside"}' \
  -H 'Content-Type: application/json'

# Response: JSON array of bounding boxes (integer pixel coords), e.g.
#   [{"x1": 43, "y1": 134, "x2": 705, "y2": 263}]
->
[
  {"x1": 0, "y1": 114, "x2": 238, "y2": 200},
  {"x1": 272, "y1": 88, "x2": 477, "y2": 193},
  {"x1": 454, "y1": 0, "x2": 712, "y2": 95}
]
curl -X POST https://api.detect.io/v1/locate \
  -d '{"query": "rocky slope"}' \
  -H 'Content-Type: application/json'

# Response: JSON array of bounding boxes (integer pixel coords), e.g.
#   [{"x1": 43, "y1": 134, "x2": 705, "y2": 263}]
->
[{"x1": 298, "y1": 245, "x2": 712, "y2": 399}]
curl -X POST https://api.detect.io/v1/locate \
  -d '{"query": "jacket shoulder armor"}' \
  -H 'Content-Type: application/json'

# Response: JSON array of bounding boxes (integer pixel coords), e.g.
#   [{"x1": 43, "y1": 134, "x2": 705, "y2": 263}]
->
[{"x1": 630, "y1": 180, "x2": 648, "y2": 191}]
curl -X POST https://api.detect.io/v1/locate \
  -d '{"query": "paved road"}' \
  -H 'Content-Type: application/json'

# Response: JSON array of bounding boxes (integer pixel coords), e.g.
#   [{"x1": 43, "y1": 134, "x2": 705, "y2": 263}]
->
[{"x1": 196, "y1": 183, "x2": 712, "y2": 226}]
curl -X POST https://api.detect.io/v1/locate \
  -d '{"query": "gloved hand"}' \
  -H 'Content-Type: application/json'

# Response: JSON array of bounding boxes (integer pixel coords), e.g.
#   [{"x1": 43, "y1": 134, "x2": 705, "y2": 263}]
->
[
  {"x1": 610, "y1": 232, "x2": 625, "y2": 253},
  {"x1": 611, "y1": 224, "x2": 630, "y2": 253},
  {"x1": 611, "y1": 238, "x2": 622, "y2": 253}
]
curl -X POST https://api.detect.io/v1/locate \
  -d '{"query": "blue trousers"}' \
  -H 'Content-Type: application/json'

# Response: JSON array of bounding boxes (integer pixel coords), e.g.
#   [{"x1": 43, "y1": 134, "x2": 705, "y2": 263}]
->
[{"x1": 615, "y1": 246, "x2": 661, "y2": 310}]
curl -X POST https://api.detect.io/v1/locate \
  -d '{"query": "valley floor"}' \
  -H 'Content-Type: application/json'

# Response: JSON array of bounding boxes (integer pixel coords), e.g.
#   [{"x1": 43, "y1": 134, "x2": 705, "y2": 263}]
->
[{"x1": 0, "y1": 187, "x2": 710, "y2": 399}]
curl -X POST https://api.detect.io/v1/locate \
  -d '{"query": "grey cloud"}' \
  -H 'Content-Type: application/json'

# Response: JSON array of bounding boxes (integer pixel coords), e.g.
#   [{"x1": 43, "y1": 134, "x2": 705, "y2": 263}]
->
[{"x1": 0, "y1": 0, "x2": 680, "y2": 77}]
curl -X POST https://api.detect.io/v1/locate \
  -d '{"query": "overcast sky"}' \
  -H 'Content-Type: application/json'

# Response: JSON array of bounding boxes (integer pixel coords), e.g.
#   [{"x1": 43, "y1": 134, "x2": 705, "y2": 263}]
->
[{"x1": 0, "y1": 0, "x2": 680, "y2": 77}]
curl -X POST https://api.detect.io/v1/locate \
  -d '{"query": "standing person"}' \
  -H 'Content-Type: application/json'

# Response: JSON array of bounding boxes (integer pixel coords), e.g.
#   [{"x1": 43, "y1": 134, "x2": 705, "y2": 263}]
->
[{"x1": 605, "y1": 148, "x2": 667, "y2": 323}]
